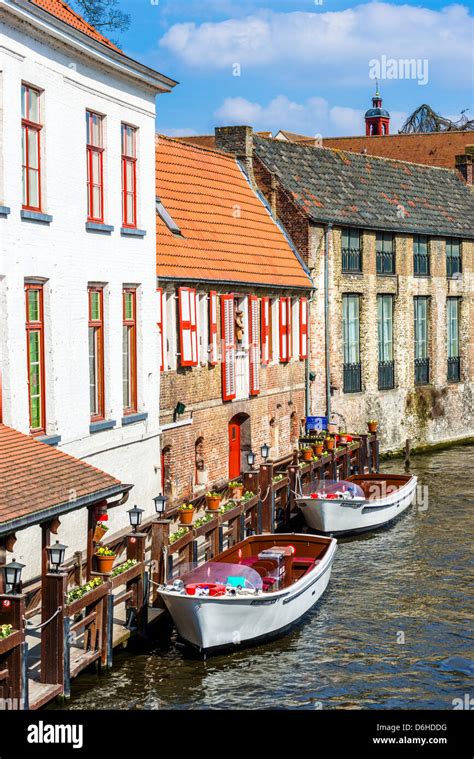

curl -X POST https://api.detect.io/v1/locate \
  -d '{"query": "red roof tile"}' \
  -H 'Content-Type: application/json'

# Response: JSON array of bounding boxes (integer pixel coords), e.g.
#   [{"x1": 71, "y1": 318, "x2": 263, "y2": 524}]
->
[
  {"x1": 155, "y1": 136, "x2": 311, "y2": 288},
  {"x1": 28, "y1": 0, "x2": 121, "y2": 52},
  {"x1": 0, "y1": 424, "x2": 123, "y2": 528},
  {"x1": 299, "y1": 132, "x2": 472, "y2": 170}
]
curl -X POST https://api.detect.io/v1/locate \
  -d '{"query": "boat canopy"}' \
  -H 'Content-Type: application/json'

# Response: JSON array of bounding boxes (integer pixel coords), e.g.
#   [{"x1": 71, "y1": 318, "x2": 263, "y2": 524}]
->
[
  {"x1": 179, "y1": 562, "x2": 263, "y2": 590},
  {"x1": 301, "y1": 479, "x2": 365, "y2": 499}
]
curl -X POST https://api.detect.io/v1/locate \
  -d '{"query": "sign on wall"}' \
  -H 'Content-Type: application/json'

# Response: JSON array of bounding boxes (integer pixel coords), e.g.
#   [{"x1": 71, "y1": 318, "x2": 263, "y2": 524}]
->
[{"x1": 306, "y1": 416, "x2": 328, "y2": 432}]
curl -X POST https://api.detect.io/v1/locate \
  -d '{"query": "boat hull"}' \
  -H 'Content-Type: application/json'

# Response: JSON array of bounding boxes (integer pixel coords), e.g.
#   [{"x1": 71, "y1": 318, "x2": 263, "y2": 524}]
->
[
  {"x1": 298, "y1": 476, "x2": 417, "y2": 535},
  {"x1": 159, "y1": 540, "x2": 337, "y2": 653}
]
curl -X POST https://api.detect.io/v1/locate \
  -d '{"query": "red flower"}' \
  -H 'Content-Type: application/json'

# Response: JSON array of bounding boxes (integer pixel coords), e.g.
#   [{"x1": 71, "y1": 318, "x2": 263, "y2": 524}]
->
[{"x1": 98, "y1": 514, "x2": 109, "y2": 522}]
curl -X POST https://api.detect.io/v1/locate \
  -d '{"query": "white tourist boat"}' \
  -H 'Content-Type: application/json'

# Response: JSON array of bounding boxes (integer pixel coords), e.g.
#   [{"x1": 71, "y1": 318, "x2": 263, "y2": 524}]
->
[
  {"x1": 297, "y1": 473, "x2": 418, "y2": 536},
  {"x1": 158, "y1": 533, "x2": 337, "y2": 654}
]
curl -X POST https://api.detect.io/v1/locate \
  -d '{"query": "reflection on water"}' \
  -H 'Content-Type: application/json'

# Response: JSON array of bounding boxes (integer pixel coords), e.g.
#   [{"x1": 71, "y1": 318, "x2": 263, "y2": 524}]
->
[{"x1": 52, "y1": 446, "x2": 474, "y2": 710}]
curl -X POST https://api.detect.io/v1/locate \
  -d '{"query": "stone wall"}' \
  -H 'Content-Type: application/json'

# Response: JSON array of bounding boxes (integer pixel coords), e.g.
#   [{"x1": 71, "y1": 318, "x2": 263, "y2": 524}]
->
[{"x1": 307, "y1": 225, "x2": 474, "y2": 451}]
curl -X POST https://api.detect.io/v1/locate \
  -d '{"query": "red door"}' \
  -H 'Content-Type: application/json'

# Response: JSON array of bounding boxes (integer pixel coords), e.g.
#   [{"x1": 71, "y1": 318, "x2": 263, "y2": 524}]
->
[{"x1": 228, "y1": 420, "x2": 241, "y2": 480}]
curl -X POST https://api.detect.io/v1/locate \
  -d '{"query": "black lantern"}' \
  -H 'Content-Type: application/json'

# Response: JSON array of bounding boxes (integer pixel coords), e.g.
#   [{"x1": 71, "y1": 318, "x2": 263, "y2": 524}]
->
[
  {"x1": 261, "y1": 443, "x2": 270, "y2": 462},
  {"x1": 2, "y1": 559, "x2": 25, "y2": 594},
  {"x1": 246, "y1": 451, "x2": 256, "y2": 469},
  {"x1": 154, "y1": 494, "x2": 167, "y2": 515},
  {"x1": 46, "y1": 541, "x2": 67, "y2": 574},
  {"x1": 128, "y1": 505, "x2": 144, "y2": 532}
]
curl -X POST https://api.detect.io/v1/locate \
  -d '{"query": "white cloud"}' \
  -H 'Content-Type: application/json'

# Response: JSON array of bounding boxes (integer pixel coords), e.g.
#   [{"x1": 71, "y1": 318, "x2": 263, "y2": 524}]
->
[
  {"x1": 160, "y1": 3, "x2": 473, "y2": 85},
  {"x1": 215, "y1": 95, "x2": 407, "y2": 136}
]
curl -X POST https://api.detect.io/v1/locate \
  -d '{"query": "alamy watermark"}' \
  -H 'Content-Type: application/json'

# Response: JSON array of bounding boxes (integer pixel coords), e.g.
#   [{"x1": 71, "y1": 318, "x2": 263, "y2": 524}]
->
[{"x1": 369, "y1": 55, "x2": 429, "y2": 86}]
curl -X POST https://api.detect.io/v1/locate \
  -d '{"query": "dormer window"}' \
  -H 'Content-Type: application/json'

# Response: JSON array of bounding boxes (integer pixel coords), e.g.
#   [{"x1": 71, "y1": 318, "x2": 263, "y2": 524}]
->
[{"x1": 156, "y1": 196, "x2": 182, "y2": 236}]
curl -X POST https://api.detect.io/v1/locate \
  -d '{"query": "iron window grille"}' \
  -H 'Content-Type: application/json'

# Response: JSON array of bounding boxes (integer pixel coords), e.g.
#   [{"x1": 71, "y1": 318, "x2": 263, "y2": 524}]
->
[
  {"x1": 343, "y1": 362, "x2": 362, "y2": 393},
  {"x1": 376, "y1": 232, "x2": 395, "y2": 275},
  {"x1": 378, "y1": 360, "x2": 394, "y2": 390},
  {"x1": 342, "y1": 228, "x2": 362, "y2": 273},
  {"x1": 415, "y1": 357, "x2": 430, "y2": 385},
  {"x1": 414, "y1": 235, "x2": 430, "y2": 276},
  {"x1": 446, "y1": 238, "x2": 461, "y2": 278},
  {"x1": 447, "y1": 357, "x2": 460, "y2": 383}
]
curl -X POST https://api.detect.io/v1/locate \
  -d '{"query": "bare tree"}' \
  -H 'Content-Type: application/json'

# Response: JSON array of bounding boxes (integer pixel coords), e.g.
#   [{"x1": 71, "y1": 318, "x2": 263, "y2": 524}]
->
[
  {"x1": 400, "y1": 104, "x2": 474, "y2": 133},
  {"x1": 70, "y1": 0, "x2": 130, "y2": 35}
]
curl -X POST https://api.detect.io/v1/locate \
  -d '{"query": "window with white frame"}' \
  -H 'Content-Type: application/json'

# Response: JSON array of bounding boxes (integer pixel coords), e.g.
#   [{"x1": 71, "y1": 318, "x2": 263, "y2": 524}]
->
[
  {"x1": 197, "y1": 292, "x2": 208, "y2": 366},
  {"x1": 163, "y1": 291, "x2": 177, "y2": 371},
  {"x1": 291, "y1": 299, "x2": 300, "y2": 360}
]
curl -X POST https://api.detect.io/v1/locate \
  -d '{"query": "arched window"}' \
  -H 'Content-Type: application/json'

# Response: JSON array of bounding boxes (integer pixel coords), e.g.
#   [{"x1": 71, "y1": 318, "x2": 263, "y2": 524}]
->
[
  {"x1": 161, "y1": 446, "x2": 172, "y2": 495},
  {"x1": 195, "y1": 437, "x2": 206, "y2": 485}
]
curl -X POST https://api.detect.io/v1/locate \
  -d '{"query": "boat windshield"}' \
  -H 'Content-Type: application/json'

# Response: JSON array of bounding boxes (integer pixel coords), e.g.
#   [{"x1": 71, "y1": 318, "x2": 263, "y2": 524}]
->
[
  {"x1": 179, "y1": 562, "x2": 263, "y2": 590},
  {"x1": 301, "y1": 479, "x2": 365, "y2": 499}
]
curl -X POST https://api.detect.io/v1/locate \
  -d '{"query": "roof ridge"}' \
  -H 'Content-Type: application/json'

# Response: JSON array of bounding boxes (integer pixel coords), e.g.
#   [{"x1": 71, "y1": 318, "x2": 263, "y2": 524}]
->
[
  {"x1": 254, "y1": 135, "x2": 460, "y2": 174},
  {"x1": 156, "y1": 133, "x2": 235, "y2": 161}
]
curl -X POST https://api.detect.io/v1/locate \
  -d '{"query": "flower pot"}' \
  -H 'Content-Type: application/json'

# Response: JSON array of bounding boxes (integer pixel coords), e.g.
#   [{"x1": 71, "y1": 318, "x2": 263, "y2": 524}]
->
[
  {"x1": 230, "y1": 485, "x2": 244, "y2": 500},
  {"x1": 328, "y1": 423, "x2": 337, "y2": 434},
  {"x1": 339, "y1": 435, "x2": 348, "y2": 445},
  {"x1": 206, "y1": 496, "x2": 222, "y2": 511},
  {"x1": 326, "y1": 438, "x2": 335, "y2": 451},
  {"x1": 302, "y1": 449, "x2": 313, "y2": 462},
  {"x1": 179, "y1": 509, "x2": 194, "y2": 525},
  {"x1": 313, "y1": 443, "x2": 324, "y2": 456},
  {"x1": 93, "y1": 525, "x2": 108, "y2": 543},
  {"x1": 95, "y1": 553, "x2": 116, "y2": 574},
  {"x1": 368, "y1": 422, "x2": 378, "y2": 434}
]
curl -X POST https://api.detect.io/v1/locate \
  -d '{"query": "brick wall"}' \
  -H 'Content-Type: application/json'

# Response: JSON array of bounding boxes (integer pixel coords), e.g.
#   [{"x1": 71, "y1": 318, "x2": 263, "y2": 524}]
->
[{"x1": 160, "y1": 283, "x2": 306, "y2": 502}]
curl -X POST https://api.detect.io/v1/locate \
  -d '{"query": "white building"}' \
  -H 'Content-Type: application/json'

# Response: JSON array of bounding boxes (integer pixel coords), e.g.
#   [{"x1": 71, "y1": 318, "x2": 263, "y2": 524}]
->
[{"x1": 0, "y1": 0, "x2": 176, "y2": 574}]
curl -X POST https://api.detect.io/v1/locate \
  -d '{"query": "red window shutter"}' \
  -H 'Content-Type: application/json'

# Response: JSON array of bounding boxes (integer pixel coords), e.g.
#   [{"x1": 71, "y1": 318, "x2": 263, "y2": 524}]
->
[
  {"x1": 261, "y1": 297, "x2": 270, "y2": 365},
  {"x1": 178, "y1": 287, "x2": 198, "y2": 367},
  {"x1": 209, "y1": 290, "x2": 218, "y2": 366},
  {"x1": 221, "y1": 295, "x2": 236, "y2": 401},
  {"x1": 279, "y1": 297, "x2": 290, "y2": 363},
  {"x1": 157, "y1": 288, "x2": 164, "y2": 372},
  {"x1": 299, "y1": 297, "x2": 308, "y2": 360},
  {"x1": 249, "y1": 295, "x2": 260, "y2": 396},
  {"x1": 286, "y1": 298, "x2": 292, "y2": 359}
]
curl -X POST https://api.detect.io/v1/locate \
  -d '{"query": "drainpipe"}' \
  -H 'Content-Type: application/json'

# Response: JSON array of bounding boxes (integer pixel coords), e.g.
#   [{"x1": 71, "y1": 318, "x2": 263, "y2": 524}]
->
[
  {"x1": 305, "y1": 304, "x2": 311, "y2": 418},
  {"x1": 325, "y1": 224, "x2": 332, "y2": 420}
]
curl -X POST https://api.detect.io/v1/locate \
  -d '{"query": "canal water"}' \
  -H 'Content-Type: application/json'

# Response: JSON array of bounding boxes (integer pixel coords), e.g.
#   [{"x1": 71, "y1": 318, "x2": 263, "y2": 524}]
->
[{"x1": 53, "y1": 445, "x2": 474, "y2": 710}]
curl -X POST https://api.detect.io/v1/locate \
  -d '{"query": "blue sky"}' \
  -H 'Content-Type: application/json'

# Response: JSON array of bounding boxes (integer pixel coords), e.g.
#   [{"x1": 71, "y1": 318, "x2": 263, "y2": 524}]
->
[{"x1": 115, "y1": 0, "x2": 473, "y2": 137}]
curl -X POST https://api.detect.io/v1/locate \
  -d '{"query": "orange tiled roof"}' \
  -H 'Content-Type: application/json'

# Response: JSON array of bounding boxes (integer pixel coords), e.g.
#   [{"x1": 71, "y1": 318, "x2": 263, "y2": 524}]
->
[
  {"x1": 288, "y1": 131, "x2": 474, "y2": 170},
  {"x1": 0, "y1": 424, "x2": 123, "y2": 528},
  {"x1": 28, "y1": 0, "x2": 121, "y2": 52},
  {"x1": 155, "y1": 136, "x2": 311, "y2": 288}
]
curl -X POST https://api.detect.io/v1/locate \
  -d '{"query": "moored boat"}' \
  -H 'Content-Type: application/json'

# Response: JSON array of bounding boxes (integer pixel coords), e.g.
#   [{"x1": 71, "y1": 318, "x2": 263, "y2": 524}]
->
[
  {"x1": 297, "y1": 473, "x2": 417, "y2": 536},
  {"x1": 158, "y1": 533, "x2": 337, "y2": 654}
]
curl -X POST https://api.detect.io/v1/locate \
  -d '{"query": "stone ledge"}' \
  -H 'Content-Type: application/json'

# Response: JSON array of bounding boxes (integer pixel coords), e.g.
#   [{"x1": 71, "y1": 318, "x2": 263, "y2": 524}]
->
[
  {"x1": 37, "y1": 435, "x2": 61, "y2": 447},
  {"x1": 122, "y1": 412, "x2": 148, "y2": 426},
  {"x1": 90, "y1": 420, "x2": 116, "y2": 434},
  {"x1": 0, "y1": 206, "x2": 11, "y2": 217},
  {"x1": 21, "y1": 210, "x2": 53, "y2": 224},
  {"x1": 121, "y1": 227, "x2": 147, "y2": 237},
  {"x1": 85, "y1": 222, "x2": 114, "y2": 234}
]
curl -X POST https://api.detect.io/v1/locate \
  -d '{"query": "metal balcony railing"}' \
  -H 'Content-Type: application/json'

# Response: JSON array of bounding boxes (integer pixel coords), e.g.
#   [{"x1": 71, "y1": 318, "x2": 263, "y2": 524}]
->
[
  {"x1": 376, "y1": 250, "x2": 395, "y2": 275},
  {"x1": 343, "y1": 362, "x2": 362, "y2": 393},
  {"x1": 378, "y1": 361, "x2": 395, "y2": 390},
  {"x1": 447, "y1": 356, "x2": 460, "y2": 383},
  {"x1": 415, "y1": 357, "x2": 430, "y2": 385},
  {"x1": 342, "y1": 247, "x2": 362, "y2": 273}
]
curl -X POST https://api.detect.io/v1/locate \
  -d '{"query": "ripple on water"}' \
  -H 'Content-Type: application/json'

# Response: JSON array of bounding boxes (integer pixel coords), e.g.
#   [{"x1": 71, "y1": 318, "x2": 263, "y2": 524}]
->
[{"x1": 51, "y1": 446, "x2": 474, "y2": 711}]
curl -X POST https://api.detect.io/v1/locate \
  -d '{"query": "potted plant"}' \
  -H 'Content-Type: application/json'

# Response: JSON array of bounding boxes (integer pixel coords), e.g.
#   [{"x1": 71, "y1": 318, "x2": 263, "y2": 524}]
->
[
  {"x1": 95, "y1": 546, "x2": 116, "y2": 574},
  {"x1": 339, "y1": 432, "x2": 349, "y2": 444},
  {"x1": 93, "y1": 521, "x2": 109, "y2": 543},
  {"x1": 301, "y1": 446, "x2": 313, "y2": 462},
  {"x1": 178, "y1": 504, "x2": 195, "y2": 525},
  {"x1": 206, "y1": 492, "x2": 222, "y2": 510},
  {"x1": 313, "y1": 441, "x2": 324, "y2": 456},
  {"x1": 368, "y1": 420, "x2": 378, "y2": 434},
  {"x1": 325, "y1": 436, "x2": 336, "y2": 451},
  {"x1": 228, "y1": 481, "x2": 244, "y2": 500}
]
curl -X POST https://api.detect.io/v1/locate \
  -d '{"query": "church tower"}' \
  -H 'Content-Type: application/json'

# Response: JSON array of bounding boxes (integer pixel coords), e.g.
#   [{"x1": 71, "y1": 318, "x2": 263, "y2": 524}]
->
[{"x1": 365, "y1": 84, "x2": 390, "y2": 136}]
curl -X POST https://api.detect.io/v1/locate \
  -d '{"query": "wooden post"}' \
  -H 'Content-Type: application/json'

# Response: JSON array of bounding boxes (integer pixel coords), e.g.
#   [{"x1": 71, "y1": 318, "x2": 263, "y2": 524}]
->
[
  {"x1": 41, "y1": 573, "x2": 67, "y2": 687},
  {"x1": 151, "y1": 520, "x2": 171, "y2": 603},
  {"x1": 259, "y1": 463, "x2": 274, "y2": 533},
  {"x1": 243, "y1": 470, "x2": 259, "y2": 496},
  {"x1": 126, "y1": 534, "x2": 147, "y2": 637},
  {"x1": 86, "y1": 505, "x2": 95, "y2": 581},
  {"x1": 0, "y1": 541, "x2": 5, "y2": 595},
  {"x1": 287, "y1": 466, "x2": 298, "y2": 519},
  {"x1": 371, "y1": 434, "x2": 378, "y2": 472},
  {"x1": 360, "y1": 434, "x2": 369, "y2": 473},
  {"x1": 404, "y1": 439, "x2": 411, "y2": 471},
  {"x1": 0, "y1": 593, "x2": 26, "y2": 706}
]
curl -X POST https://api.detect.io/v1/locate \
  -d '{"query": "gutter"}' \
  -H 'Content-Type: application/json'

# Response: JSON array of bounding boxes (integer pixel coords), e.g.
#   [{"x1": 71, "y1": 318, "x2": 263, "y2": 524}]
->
[
  {"x1": 157, "y1": 275, "x2": 312, "y2": 293},
  {"x1": 0, "y1": 483, "x2": 132, "y2": 537},
  {"x1": 325, "y1": 224, "x2": 332, "y2": 420}
]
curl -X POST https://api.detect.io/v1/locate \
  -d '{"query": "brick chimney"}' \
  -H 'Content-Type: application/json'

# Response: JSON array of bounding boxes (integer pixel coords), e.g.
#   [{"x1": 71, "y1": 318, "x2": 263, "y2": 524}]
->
[
  {"x1": 455, "y1": 145, "x2": 474, "y2": 187},
  {"x1": 215, "y1": 126, "x2": 257, "y2": 189}
]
